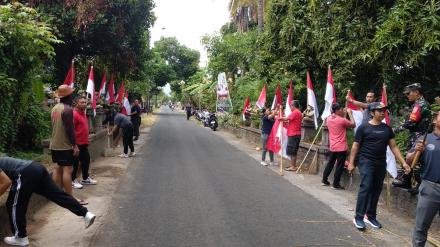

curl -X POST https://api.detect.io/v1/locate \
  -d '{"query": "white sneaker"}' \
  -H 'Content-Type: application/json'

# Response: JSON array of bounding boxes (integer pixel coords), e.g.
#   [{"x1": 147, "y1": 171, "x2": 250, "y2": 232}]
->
[
  {"x1": 129, "y1": 152, "x2": 136, "y2": 157},
  {"x1": 72, "y1": 180, "x2": 83, "y2": 189},
  {"x1": 81, "y1": 177, "x2": 97, "y2": 185},
  {"x1": 84, "y1": 212, "x2": 96, "y2": 229},
  {"x1": 118, "y1": 153, "x2": 129, "y2": 158},
  {"x1": 4, "y1": 236, "x2": 29, "y2": 246},
  {"x1": 269, "y1": 161, "x2": 278, "y2": 166},
  {"x1": 260, "y1": 161, "x2": 268, "y2": 166}
]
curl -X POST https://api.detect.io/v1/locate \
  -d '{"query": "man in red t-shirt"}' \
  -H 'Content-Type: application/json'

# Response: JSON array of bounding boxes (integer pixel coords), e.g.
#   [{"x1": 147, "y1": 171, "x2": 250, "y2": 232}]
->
[
  {"x1": 322, "y1": 103, "x2": 355, "y2": 189},
  {"x1": 279, "y1": 100, "x2": 303, "y2": 171},
  {"x1": 72, "y1": 96, "x2": 97, "y2": 192}
]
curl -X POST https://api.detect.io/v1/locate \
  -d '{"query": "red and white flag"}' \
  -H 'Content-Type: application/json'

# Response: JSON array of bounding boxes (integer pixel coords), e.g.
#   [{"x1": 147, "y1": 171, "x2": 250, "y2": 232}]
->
[
  {"x1": 121, "y1": 91, "x2": 131, "y2": 116},
  {"x1": 284, "y1": 80, "x2": 294, "y2": 116},
  {"x1": 116, "y1": 81, "x2": 125, "y2": 104},
  {"x1": 266, "y1": 111, "x2": 290, "y2": 160},
  {"x1": 106, "y1": 75, "x2": 115, "y2": 104},
  {"x1": 347, "y1": 91, "x2": 364, "y2": 133},
  {"x1": 63, "y1": 61, "x2": 75, "y2": 88},
  {"x1": 92, "y1": 91, "x2": 97, "y2": 117},
  {"x1": 381, "y1": 85, "x2": 397, "y2": 178},
  {"x1": 86, "y1": 66, "x2": 95, "y2": 104},
  {"x1": 321, "y1": 66, "x2": 336, "y2": 120},
  {"x1": 242, "y1": 96, "x2": 250, "y2": 121},
  {"x1": 255, "y1": 85, "x2": 267, "y2": 109},
  {"x1": 271, "y1": 83, "x2": 283, "y2": 110},
  {"x1": 98, "y1": 72, "x2": 107, "y2": 97},
  {"x1": 307, "y1": 72, "x2": 319, "y2": 129}
]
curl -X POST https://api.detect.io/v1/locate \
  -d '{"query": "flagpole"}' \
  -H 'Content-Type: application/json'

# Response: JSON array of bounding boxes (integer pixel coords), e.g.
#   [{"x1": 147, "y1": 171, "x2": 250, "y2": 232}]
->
[
  {"x1": 383, "y1": 83, "x2": 392, "y2": 209},
  {"x1": 279, "y1": 105, "x2": 284, "y2": 176},
  {"x1": 296, "y1": 121, "x2": 325, "y2": 174}
]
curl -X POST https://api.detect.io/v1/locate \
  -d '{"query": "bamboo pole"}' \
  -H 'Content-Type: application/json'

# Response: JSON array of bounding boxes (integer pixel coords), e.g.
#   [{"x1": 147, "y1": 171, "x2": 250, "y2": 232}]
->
[
  {"x1": 296, "y1": 121, "x2": 324, "y2": 174},
  {"x1": 279, "y1": 105, "x2": 284, "y2": 176}
]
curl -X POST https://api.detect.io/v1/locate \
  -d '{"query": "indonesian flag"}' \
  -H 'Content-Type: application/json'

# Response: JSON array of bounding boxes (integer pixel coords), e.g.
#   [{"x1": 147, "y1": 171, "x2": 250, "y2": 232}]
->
[
  {"x1": 242, "y1": 96, "x2": 250, "y2": 121},
  {"x1": 307, "y1": 71, "x2": 319, "y2": 129},
  {"x1": 86, "y1": 66, "x2": 95, "y2": 105},
  {"x1": 271, "y1": 83, "x2": 283, "y2": 110},
  {"x1": 381, "y1": 85, "x2": 397, "y2": 178},
  {"x1": 106, "y1": 75, "x2": 115, "y2": 104},
  {"x1": 284, "y1": 80, "x2": 294, "y2": 116},
  {"x1": 63, "y1": 61, "x2": 75, "y2": 88},
  {"x1": 121, "y1": 91, "x2": 131, "y2": 116},
  {"x1": 266, "y1": 112, "x2": 290, "y2": 160},
  {"x1": 92, "y1": 91, "x2": 97, "y2": 117},
  {"x1": 347, "y1": 91, "x2": 364, "y2": 133},
  {"x1": 255, "y1": 85, "x2": 267, "y2": 109},
  {"x1": 98, "y1": 72, "x2": 107, "y2": 97},
  {"x1": 116, "y1": 81, "x2": 125, "y2": 104},
  {"x1": 321, "y1": 66, "x2": 336, "y2": 120}
]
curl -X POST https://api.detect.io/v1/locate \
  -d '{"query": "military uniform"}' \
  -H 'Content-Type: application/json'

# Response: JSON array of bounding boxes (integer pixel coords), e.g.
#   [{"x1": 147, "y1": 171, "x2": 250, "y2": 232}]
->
[{"x1": 394, "y1": 83, "x2": 432, "y2": 190}]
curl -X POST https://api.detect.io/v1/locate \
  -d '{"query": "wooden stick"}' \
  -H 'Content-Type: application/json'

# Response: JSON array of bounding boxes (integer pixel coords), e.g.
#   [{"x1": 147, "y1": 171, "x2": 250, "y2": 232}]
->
[
  {"x1": 386, "y1": 173, "x2": 391, "y2": 209},
  {"x1": 296, "y1": 121, "x2": 324, "y2": 174},
  {"x1": 279, "y1": 105, "x2": 284, "y2": 176}
]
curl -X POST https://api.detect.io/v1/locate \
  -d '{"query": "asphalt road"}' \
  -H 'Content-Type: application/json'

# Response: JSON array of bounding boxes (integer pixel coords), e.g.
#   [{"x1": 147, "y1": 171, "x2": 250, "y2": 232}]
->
[{"x1": 90, "y1": 108, "x2": 382, "y2": 247}]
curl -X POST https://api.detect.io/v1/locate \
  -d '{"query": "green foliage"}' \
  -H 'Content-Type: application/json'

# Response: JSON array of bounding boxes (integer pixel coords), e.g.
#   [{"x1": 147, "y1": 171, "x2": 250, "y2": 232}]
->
[
  {"x1": 0, "y1": 3, "x2": 60, "y2": 152},
  {"x1": 217, "y1": 113, "x2": 241, "y2": 128}
]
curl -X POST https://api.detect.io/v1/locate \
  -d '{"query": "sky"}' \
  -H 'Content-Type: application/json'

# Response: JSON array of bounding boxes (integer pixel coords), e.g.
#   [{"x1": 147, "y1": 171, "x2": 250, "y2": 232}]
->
[{"x1": 150, "y1": 0, "x2": 231, "y2": 67}]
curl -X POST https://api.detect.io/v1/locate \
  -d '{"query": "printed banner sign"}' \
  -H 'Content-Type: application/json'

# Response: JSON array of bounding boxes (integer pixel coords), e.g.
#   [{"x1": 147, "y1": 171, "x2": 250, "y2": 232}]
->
[{"x1": 216, "y1": 72, "x2": 233, "y2": 112}]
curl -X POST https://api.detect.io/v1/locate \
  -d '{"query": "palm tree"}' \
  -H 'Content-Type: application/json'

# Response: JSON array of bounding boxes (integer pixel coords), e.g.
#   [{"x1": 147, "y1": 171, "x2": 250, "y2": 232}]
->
[{"x1": 228, "y1": 0, "x2": 267, "y2": 33}]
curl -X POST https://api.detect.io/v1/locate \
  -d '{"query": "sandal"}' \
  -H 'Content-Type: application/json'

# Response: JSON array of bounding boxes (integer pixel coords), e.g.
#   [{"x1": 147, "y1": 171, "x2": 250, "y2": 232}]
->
[
  {"x1": 284, "y1": 166, "x2": 298, "y2": 171},
  {"x1": 77, "y1": 199, "x2": 89, "y2": 205}
]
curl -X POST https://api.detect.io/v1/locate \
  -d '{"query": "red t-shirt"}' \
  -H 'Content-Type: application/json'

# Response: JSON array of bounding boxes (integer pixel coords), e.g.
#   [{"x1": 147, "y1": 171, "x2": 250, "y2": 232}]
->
[
  {"x1": 326, "y1": 114, "x2": 352, "y2": 152},
  {"x1": 73, "y1": 109, "x2": 89, "y2": 145},
  {"x1": 287, "y1": 110, "x2": 302, "y2": 137}
]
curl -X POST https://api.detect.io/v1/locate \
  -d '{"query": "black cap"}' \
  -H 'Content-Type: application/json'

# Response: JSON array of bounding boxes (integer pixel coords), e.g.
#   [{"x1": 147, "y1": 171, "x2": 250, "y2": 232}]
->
[
  {"x1": 368, "y1": 102, "x2": 387, "y2": 111},
  {"x1": 404, "y1": 83, "x2": 422, "y2": 94}
]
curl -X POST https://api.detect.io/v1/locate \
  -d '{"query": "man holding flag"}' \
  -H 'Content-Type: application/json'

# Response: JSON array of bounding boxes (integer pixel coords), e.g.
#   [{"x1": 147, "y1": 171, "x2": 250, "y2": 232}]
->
[
  {"x1": 260, "y1": 108, "x2": 276, "y2": 166},
  {"x1": 279, "y1": 100, "x2": 302, "y2": 171}
]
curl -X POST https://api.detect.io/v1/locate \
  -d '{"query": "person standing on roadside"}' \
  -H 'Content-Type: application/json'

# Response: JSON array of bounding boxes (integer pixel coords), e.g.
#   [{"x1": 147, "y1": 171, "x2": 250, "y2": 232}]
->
[
  {"x1": 0, "y1": 156, "x2": 95, "y2": 246},
  {"x1": 50, "y1": 85, "x2": 78, "y2": 196},
  {"x1": 408, "y1": 112, "x2": 439, "y2": 247},
  {"x1": 260, "y1": 108, "x2": 276, "y2": 166},
  {"x1": 131, "y1": 99, "x2": 142, "y2": 141},
  {"x1": 345, "y1": 89, "x2": 377, "y2": 124},
  {"x1": 322, "y1": 103, "x2": 355, "y2": 189},
  {"x1": 279, "y1": 100, "x2": 303, "y2": 171},
  {"x1": 72, "y1": 96, "x2": 97, "y2": 190},
  {"x1": 108, "y1": 108, "x2": 135, "y2": 158},
  {"x1": 348, "y1": 102, "x2": 411, "y2": 231}
]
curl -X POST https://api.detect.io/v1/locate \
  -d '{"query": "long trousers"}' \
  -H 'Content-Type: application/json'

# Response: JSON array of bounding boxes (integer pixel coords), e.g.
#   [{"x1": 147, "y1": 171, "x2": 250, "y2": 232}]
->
[
  {"x1": 322, "y1": 151, "x2": 347, "y2": 187},
  {"x1": 122, "y1": 126, "x2": 134, "y2": 154},
  {"x1": 132, "y1": 118, "x2": 140, "y2": 138},
  {"x1": 413, "y1": 180, "x2": 440, "y2": 247},
  {"x1": 6, "y1": 162, "x2": 88, "y2": 238},
  {"x1": 261, "y1": 133, "x2": 274, "y2": 162},
  {"x1": 355, "y1": 158, "x2": 386, "y2": 220},
  {"x1": 72, "y1": 144, "x2": 90, "y2": 180}
]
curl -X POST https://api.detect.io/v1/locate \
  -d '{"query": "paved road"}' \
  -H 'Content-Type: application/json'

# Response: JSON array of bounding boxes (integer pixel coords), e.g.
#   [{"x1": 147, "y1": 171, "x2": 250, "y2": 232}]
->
[{"x1": 91, "y1": 109, "x2": 382, "y2": 247}]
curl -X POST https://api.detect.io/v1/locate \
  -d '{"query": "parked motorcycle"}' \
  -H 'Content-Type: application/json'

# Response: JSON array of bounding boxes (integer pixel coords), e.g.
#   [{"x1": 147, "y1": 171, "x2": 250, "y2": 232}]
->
[{"x1": 208, "y1": 113, "x2": 218, "y2": 131}]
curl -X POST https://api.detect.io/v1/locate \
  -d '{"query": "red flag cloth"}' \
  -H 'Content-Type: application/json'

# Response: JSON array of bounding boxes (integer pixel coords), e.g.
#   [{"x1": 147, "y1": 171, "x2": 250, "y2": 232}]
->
[
  {"x1": 284, "y1": 80, "x2": 293, "y2": 116},
  {"x1": 266, "y1": 118, "x2": 282, "y2": 153},
  {"x1": 98, "y1": 72, "x2": 107, "y2": 97},
  {"x1": 347, "y1": 91, "x2": 363, "y2": 132},
  {"x1": 322, "y1": 67, "x2": 336, "y2": 120},
  {"x1": 242, "y1": 96, "x2": 250, "y2": 121},
  {"x1": 63, "y1": 61, "x2": 75, "y2": 88},
  {"x1": 86, "y1": 66, "x2": 95, "y2": 99},
  {"x1": 347, "y1": 91, "x2": 360, "y2": 110},
  {"x1": 255, "y1": 85, "x2": 267, "y2": 109},
  {"x1": 106, "y1": 75, "x2": 115, "y2": 104},
  {"x1": 116, "y1": 81, "x2": 125, "y2": 104},
  {"x1": 306, "y1": 72, "x2": 319, "y2": 129},
  {"x1": 121, "y1": 91, "x2": 131, "y2": 116},
  {"x1": 271, "y1": 83, "x2": 283, "y2": 110},
  {"x1": 92, "y1": 91, "x2": 97, "y2": 116},
  {"x1": 381, "y1": 86, "x2": 390, "y2": 125}
]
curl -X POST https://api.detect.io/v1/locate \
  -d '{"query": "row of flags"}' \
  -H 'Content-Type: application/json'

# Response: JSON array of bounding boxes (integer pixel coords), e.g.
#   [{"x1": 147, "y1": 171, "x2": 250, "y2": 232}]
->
[
  {"x1": 63, "y1": 61, "x2": 131, "y2": 116},
  {"x1": 244, "y1": 67, "x2": 397, "y2": 178}
]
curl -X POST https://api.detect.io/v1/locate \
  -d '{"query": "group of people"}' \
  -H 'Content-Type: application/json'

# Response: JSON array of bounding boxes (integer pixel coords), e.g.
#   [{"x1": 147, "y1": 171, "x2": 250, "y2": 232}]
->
[
  {"x1": 259, "y1": 83, "x2": 438, "y2": 246},
  {"x1": 0, "y1": 84, "x2": 143, "y2": 246}
]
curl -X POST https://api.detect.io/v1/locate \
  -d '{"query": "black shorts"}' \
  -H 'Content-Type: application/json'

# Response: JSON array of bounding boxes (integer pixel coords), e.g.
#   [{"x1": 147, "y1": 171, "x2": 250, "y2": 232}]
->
[
  {"x1": 286, "y1": 135, "x2": 301, "y2": 156},
  {"x1": 51, "y1": 150, "x2": 74, "y2": 166}
]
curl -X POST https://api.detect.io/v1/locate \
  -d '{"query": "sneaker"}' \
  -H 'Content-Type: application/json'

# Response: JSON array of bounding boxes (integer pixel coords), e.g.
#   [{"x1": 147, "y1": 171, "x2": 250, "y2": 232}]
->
[
  {"x1": 331, "y1": 185, "x2": 345, "y2": 190},
  {"x1": 129, "y1": 152, "x2": 136, "y2": 157},
  {"x1": 364, "y1": 216, "x2": 382, "y2": 229},
  {"x1": 353, "y1": 218, "x2": 366, "y2": 231},
  {"x1": 321, "y1": 180, "x2": 330, "y2": 186},
  {"x1": 84, "y1": 212, "x2": 96, "y2": 229},
  {"x1": 118, "y1": 153, "x2": 129, "y2": 158},
  {"x1": 81, "y1": 177, "x2": 97, "y2": 185},
  {"x1": 72, "y1": 180, "x2": 84, "y2": 189},
  {"x1": 4, "y1": 236, "x2": 29, "y2": 246},
  {"x1": 269, "y1": 161, "x2": 278, "y2": 166},
  {"x1": 260, "y1": 161, "x2": 268, "y2": 166}
]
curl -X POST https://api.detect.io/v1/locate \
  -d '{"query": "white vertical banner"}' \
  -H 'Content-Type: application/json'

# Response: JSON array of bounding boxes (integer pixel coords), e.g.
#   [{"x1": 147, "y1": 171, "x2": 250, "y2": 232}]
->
[{"x1": 216, "y1": 72, "x2": 233, "y2": 112}]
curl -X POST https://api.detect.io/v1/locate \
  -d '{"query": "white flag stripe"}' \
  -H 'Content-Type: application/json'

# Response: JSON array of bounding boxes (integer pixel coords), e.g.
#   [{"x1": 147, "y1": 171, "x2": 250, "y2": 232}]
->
[
  {"x1": 307, "y1": 88, "x2": 319, "y2": 129},
  {"x1": 321, "y1": 83, "x2": 333, "y2": 120},
  {"x1": 275, "y1": 123, "x2": 290, "y2": 160}
]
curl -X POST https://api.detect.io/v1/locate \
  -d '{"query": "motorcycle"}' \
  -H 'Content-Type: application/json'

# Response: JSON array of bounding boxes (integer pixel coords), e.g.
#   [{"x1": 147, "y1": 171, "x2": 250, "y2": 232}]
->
[{"x1": 208, "y1": 113, "x2": 218, "y2": 131}]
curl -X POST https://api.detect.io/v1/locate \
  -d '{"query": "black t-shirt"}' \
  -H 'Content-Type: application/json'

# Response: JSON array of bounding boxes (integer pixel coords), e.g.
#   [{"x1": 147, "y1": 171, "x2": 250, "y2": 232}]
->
[
  {"x1": 131, "y1": 105, "x2": 141, "y2": 121},
  {"x1": 355, "y1": 122, "x2": 395, "y2": 162}
]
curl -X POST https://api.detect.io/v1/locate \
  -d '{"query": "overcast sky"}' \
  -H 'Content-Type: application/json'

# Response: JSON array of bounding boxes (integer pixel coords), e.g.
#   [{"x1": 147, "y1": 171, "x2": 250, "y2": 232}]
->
[{"x1": 150, "y1": 0, "x2": 230, "y2": 67}]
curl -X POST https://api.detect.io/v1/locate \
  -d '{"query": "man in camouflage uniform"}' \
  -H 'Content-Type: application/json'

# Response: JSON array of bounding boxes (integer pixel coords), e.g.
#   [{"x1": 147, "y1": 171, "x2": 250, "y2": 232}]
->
[{"x1": 393, "y1": 83, "x2": 431, "y2": 190}]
